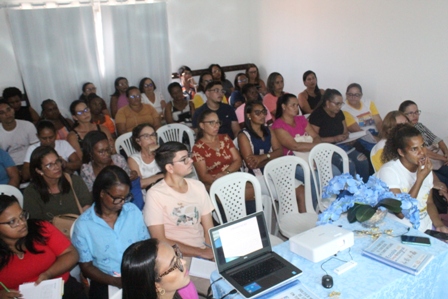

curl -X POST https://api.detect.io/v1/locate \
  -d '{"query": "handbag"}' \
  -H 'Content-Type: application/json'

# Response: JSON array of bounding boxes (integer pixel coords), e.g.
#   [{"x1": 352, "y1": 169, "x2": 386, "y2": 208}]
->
[{"x1": 52, "y1": 173, "x2": 83, "y2": 239}]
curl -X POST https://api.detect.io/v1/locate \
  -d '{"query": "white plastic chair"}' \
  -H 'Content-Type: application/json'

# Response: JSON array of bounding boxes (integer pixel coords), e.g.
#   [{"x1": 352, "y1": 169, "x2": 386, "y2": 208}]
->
[
  {"x1": 0, "y1": 185, "x2": 23, "y2": 207},
  {"x1": 156, "y1": 123, "x2": 195, "y2": 151},
  {"x1": 264, "y1": 156, "x2": 317, "y2": 238},
  {"x1": 115, "y1": 132, "x2": 136, "y2": 157},
  {"x1": 308, "y1": 143, "x2": 350, "y2": 213},
  {"x1": 209, "y1": 172, "x2": 283, "y2": 246},
  {"x1": 156, "y1": 123, "x2": 198, "y2": 179}
]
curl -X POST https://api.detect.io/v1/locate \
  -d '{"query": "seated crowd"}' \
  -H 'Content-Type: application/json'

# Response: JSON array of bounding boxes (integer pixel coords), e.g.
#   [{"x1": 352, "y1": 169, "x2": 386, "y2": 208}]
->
[{"x1": 1, "y1": 64, "x2": 448, "y2": 299}]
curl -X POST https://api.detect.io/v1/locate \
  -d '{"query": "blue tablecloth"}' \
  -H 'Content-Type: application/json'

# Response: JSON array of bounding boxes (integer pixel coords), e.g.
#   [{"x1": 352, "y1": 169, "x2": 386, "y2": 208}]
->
[{"x1": 211, "y1": 217, "x2": 448, "y2": 299}]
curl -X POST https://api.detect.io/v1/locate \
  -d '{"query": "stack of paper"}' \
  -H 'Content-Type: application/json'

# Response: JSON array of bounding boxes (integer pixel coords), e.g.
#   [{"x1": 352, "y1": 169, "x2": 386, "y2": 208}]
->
[
  {"x1": 19, "y1": 277, "x2": 63, "y2": 299},
  {"x1": 362, "y1": 237, "x2": 434, "y2": 275}
]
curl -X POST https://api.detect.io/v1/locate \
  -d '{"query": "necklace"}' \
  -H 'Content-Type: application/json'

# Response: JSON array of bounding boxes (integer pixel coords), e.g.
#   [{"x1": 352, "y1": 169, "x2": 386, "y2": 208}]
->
[{"x1": 16, "y1": 252, "x2": 24, "y2": 260}]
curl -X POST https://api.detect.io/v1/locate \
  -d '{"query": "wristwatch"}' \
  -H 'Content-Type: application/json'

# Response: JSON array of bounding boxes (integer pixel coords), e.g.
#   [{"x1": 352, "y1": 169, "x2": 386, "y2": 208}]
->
[{"x1": 267, "y1": 153, "x2": 271, "y2": 159}]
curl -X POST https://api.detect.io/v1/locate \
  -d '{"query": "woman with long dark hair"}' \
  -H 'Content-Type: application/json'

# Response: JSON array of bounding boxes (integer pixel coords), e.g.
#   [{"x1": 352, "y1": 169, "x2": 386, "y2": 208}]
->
[
  {"x1": 309, "y1": 89, "x2": 370, "y2": 182},
  {"x1": 297, "y1": 70, "x2": 325, "y2": 114},
  {"x1": 80, "y1": 131, "x2": 136, "y2": 192},
  {"x1": 246, "y1": 63, "x2": 267, "y2": 95},
  {"x1": 237, "y1": 101, "x2": 284, "y2": 195},
  {"x1": 23, "y1": 146, "x2": 92, "y2": 221},
  {"x1": 72, "y1": 165, "x2": 150, "y2": 299},
  {"x1": 121, "y1": 239, "x2": 193, "y2": 299},
  {"x1": 128, "y1": 123, "x2": 163, "y2": 190},
  {"x1": 67, "y1": 100, "x2": 113, "y2": 160},
  {"x1": 79, "y1": 82, "x2": 110, "y2": 116},
  {"x1": 0, "y1": 195, "x2": 86, "y2": 299},
  {"x1": 41, "y1": 99, "x2": 73, "y2": 140},
  {"x1": 110, "y1": 77, "x2": 129, "y2": 118},
  {"x1": 378, "y1": 124, "x2": 448, "y2": 232},
  {"x1": 263, "y1": 72, "x2": 286, "y2": 118},
  {"x1": 139, "y1": 77, "x2": 166, "y2": 118}
]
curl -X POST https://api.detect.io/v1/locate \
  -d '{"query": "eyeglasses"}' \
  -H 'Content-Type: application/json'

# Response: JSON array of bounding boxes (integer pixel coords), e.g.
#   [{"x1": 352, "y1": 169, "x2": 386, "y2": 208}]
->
[
  {"x1": 208, "y1": 88, "x2": 225, "y2": 94},
  {"x1": 253, "y1": 109, "x2": 268, "y2": 116},
  {"x1": 248, "y1": 70, "x2": 257, "y2": 74},
  {"x1": 44, "y1": 159, "x2": 63, "y2": 170},
  {"x1": 144, "y1": 83, "x2": 154, "y2": 88},
  {"x1": 346, "y1": 93, "x2": 362, "y2": 98},
  {"x1": 104, "y1": 190, "x2": 133, "y2": 205},
  {"x1": 238, "y1": 78, "x2": 248, "y2": 84},
  {"x1": 85, "y1": 87, "x2": 96, "y2": 93},
  {"x1": 202, "y1": 120, "x2": 222, "y2": 127},
  {"x1": 96, "y1": 148, "x2": 111, "y2": 156},
  {"x1": 330, "y1": 101, "x2": 345, "y2": 107},
  {"x1": 129, "y1": 94, "x2": 141, "y2": 100},
  {"x1": 203, "y1": 79, "x2": 213, "y2": 85},
  {"x1": 405, "y1": 110, "x2": 421, "y2": 116},
  {"x1": 118, "y1": 82, "x2": 128, "y2": 87},
  {"x1": 138, "y1": 132, "x2": 157, "y2": 139},
  {"x1": 76, "y1": 107, "x2": 90, "y2": 115},
  {"x1": 0, "y1": 211, "x2": 29, "y2": 228},
  {"x1": 158, "y1": 244, "x2": 184, "y2": 279},
  {"x1": 170, "y1": 153, "x2": 192, "y2": 165}
]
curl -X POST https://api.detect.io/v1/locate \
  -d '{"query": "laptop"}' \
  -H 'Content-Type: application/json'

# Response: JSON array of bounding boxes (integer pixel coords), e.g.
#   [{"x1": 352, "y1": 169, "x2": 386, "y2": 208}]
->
[{"x1": 209, "y1": 212, "x2": 302, "y2": 298}]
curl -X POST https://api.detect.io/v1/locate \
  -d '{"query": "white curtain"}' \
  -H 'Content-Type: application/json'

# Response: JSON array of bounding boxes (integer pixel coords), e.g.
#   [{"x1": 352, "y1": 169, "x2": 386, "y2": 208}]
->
[
  {"x1": 100, "y1": 2, "x2": 171, "y2": 102},
  {"x1": 6, "y1": 2, "x2": 171, "y2": 114},
  {"x1": 7, "y1": 6, "x2": 102, "y2": 115}
]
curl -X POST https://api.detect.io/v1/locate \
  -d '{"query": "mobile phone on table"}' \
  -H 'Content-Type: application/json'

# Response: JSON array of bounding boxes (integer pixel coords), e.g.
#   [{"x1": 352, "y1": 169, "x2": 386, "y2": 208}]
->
[
  {"x1": 425, "y1": 229, "x2": 448, "y2": 241},
  {"x1": 401, "y1": 235, "x2": 431, "y2": 246}
]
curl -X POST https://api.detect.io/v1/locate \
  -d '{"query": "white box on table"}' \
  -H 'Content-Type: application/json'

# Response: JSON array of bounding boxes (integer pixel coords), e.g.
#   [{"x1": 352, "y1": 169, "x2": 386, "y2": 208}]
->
[{"x1": 290, "y1": 225, "x2": 354, "y2": 262}]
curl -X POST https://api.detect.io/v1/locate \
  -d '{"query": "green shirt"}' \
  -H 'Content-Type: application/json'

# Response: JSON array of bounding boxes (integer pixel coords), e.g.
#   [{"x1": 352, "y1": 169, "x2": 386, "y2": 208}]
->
[{"x1": 24, "y1": 174, "x2": 93, "y2": 221}]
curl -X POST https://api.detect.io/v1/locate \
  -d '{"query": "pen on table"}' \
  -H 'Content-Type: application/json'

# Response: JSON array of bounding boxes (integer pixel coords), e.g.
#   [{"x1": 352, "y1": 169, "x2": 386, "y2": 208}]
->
[
  {"x1": 0, "y1": 281, "x2": 10, "y2": 292},
  {"x1": 203, "y1": 242, "x2": 212, "y2": 248}
]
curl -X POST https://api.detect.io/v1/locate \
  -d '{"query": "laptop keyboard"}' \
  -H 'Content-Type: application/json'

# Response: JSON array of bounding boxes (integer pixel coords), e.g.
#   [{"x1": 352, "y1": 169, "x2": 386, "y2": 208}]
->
[{"x1": 230, "y1": 257, "x2": 285, "y2": 285}]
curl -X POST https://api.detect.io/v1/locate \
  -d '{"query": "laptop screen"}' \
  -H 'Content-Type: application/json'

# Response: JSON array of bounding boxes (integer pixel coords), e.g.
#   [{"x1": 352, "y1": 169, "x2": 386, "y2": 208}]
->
[{"x1": 210, "y1": 212, "x2": 271, "y2": 272}]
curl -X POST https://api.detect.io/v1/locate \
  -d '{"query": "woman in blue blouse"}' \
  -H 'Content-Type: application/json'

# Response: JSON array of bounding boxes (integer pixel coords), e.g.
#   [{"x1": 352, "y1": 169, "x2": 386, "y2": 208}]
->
[{"x1": 72, "y1": 165, "x2": 149, "y2": 299}]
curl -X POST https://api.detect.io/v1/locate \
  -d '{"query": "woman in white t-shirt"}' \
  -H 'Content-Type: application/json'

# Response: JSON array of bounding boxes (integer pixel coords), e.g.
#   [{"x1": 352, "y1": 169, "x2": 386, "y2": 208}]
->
[
  {"x1": 377, "y1": 123, "x2": 448, "y2": 232},
  {"x1": 128, "y1": 123, "x2": 163, "y2": 190},
  {"x1": 139, "y1": 77, "x2": 166, "y2": 118}
]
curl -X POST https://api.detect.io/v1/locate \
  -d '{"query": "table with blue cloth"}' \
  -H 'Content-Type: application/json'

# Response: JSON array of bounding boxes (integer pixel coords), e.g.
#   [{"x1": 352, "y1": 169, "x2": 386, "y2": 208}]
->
[{"x1": 210, "y1": 216, "x2": 448, "y2": 299}]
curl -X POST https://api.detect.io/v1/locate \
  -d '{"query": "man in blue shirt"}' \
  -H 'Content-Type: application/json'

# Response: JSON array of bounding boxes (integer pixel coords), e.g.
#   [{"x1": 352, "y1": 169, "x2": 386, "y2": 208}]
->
[{"x1": 192, "y1": 81, "x2": 239, "y2": 139}]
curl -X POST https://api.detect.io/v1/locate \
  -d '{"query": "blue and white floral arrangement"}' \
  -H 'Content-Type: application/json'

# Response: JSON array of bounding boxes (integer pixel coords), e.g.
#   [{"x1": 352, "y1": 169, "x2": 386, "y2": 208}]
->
[{"x1": 317, "y1": 173, "x2": 420, "y2": 229}]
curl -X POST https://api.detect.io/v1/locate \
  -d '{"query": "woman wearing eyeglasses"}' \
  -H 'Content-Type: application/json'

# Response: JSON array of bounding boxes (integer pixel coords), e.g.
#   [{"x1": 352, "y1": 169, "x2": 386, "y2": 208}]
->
[
  {"x1": 139, "y1": 77, "x2": 166, "y2": 118},
  {"x1": 192, "y1": 111, "x2": 256, "y2": 213},
  {"x1": 128, "y1": 123, "x2": 163, "y2": 190},
  {"x1": 23, "y1": 146, "x2": 92, "y2": 221},
  {"x1": 342, "y1": 83, "x2": 383, "y2": 149},
  {"x1": 399, "y1": 100, "x2": 448, "y2": 186},
  {"x1": 67, "y1": 100, "x2": 113, "y2": 160},
  {"x1": 208, "y1": 64, "x2": 234, "y2": 99},
  {"x1": 80, "y1": 131, "x2": 136, "y2": 192},
  {"x1": 79, "y1": 82, "x2": 110, "y2": 116},
  {"x1": 41, "y1": 99, "x2": 74, "y2": 141},
  {"x1": 121, "y1": 239, "x2": 195, "y2": 299},
  {"x1": 110, "y1": 77, "x2": 129, "y2": 119},
  {"x1": 309, "y1": 89, "x2": 370, "y2": 182},
  {"x1": 246, "y1": 63, "x2": 267, "y2": 96},
  {"x1": 115, "y1": 86, "x2": 161, "y2": 136},
  {"x1": 0, "y1": 194, "x2": 87, "y2": 299},
  {"x1": 72, "y1": 166, "x2": 150, "y2": 299},
  {"x1": 237, "y1": 101, "x2": 283, "y2": 195},
  {"x1": 229, "y1": 73, "x2": 249, "y2": 109}
]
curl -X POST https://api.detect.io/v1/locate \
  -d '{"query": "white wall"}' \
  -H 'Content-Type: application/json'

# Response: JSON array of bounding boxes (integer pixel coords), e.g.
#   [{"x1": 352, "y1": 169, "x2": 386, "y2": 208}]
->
[
  {"x1": 166, "y1": 0, "x2": 256, "y2": 84},
  {"x1": 255, "y1": 0, "x2": 448, "y2": 137},
  {"x1": 1, "y1": 0, "x2": 448, "y2": 137}
]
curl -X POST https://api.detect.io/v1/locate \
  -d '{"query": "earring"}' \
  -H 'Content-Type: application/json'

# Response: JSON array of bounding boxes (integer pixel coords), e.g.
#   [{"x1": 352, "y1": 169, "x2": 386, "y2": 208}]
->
[
  {"x1": 157, "y1": 288, "x2": 166, "y2": 295},
  {"x1": 249, "y1": 117, "x2": 252, "y2": 120}
]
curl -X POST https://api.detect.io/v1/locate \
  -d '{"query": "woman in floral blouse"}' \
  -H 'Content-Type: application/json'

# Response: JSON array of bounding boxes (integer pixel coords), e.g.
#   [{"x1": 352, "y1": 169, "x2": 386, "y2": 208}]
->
[{"x1": 192, "y1": 110, "x2": 255, "y2": 214}]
